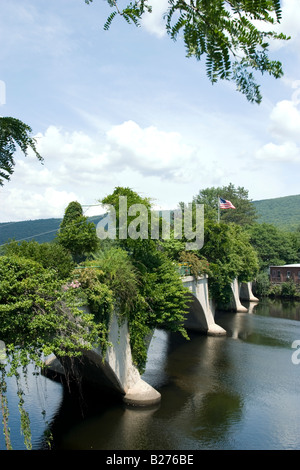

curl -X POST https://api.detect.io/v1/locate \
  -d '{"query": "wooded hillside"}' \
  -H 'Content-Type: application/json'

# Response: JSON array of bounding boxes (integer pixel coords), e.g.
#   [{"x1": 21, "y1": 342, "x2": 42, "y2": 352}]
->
[
  {"x1": 1, "y1": 193, "x2": 300, "y2": 246},
  {"x1": 0, "y1": 215, "x2": 104, "y2": 246},
  {"x1": 252, "y1": 194, "x2": 300, "y2": 231}
]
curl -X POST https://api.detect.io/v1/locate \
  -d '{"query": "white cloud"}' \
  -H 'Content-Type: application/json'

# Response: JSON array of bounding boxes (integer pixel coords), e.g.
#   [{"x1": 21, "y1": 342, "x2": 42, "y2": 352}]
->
[
  {"x1": 269, "y1": 99, "x2": 300, "y2": 142},
  {"x1": 278, "y1": 0, "x2": 300, "y2": 47},
  {"x1": 141, "y1": 0, "x2": 169, "y2": 38},
  {"x1": 0, "y1": 120, "x2": 202, "y2": 221},
  {"x1": 106, "y1": 120, "x2": 197, "y2": 180},
  {"x1": 10, "y1": 120, "x2": 199, "y2": 189},
  {"x1": 255, "y1": 81, "x2": 300, "y2": 163},
  {"x1": 256, "y1": 141, "x2": 300, "y2": 162},
  {"x1": 1, "y1": 187, "x2": 78, "y2": 222},
  {"x1": 34, "y1": 125, "x2": 112, "y2": 185},
  {"x1": 21, "y1": 120, "x2": 201, "y2": 184}
]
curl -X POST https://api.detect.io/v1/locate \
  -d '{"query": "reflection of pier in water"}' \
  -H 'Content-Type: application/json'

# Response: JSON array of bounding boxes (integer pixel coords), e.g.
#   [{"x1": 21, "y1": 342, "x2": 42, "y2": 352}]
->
[
  {"x1": 44, "y1": 277, "x2": 259, "y2": 409},
  {"x1": 47, "y1": 328, "x2": 244, "y2": 450}
]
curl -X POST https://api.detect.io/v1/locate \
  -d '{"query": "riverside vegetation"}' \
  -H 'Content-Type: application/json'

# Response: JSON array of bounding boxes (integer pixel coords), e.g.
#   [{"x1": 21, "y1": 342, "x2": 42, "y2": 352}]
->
[{"x1": 0, "y1": 184, "x2": 300, "y2": 449}]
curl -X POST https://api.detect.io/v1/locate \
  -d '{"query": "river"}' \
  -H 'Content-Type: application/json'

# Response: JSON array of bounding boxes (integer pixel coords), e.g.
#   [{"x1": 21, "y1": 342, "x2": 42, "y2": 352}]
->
[{"x1": 1, "y1": 298, "x2": 300, "y2": 451}]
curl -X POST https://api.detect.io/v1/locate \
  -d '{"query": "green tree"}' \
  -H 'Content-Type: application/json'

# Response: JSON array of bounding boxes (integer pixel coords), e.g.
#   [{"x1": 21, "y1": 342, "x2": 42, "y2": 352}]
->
[
  {"x1": 193, "y1": 183, "x2": 258, "y2": 225},
  {"x1": 248, "y1": 222, "x2": 299, "y2": 271},
  {"x1": 60, "y1": 201, "x2": 83, "y2": 228},
  {"x1": 199, "y1": 220, "x2": 258, "y2": 304},
  {"x1": 0, "y1": 254, "x2": 106, "y2": 449},
  {"x1": 0, "y1": 117, "x2": 43, "y2": 186},
  {"x1": 100, "y1": 187, "x2": 190, "y2": 370},
  {"x1": 3, "y1": 240, "x2": 75, "y2": 280},
  {"x1": 56, "y1": 201, "x2": 99, "y2": 262},
  {"x1": 87, "y1": 0, "x2": 289, "y2": 103}
]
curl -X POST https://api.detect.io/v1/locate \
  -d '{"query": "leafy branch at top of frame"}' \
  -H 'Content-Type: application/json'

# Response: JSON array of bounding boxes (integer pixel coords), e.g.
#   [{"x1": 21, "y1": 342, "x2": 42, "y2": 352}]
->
[
  {"x1": 85, "y1": 0, "x2": 290, "y2": 104},
  {"x1": 165, "y1": 0, "x2": 290, "y2": 103}
]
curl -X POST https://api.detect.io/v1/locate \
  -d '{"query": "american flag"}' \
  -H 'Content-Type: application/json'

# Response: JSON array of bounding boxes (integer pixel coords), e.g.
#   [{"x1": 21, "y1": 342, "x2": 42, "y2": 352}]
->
[{"x1": 219, "y1": 197, "x2": 236, "y2": 209}]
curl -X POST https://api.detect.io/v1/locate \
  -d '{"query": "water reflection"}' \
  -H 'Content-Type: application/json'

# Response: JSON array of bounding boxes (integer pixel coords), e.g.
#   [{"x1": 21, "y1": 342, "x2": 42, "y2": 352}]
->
[
  {"x1": 48, "y1": 329, "x2": 244, "y2": 450},
  {"x1": 253, "y1": 297, "x2": 300, "y2": 321},
  {"x1": 2, "y1": 298, "x2": 300, "y2": 450}
]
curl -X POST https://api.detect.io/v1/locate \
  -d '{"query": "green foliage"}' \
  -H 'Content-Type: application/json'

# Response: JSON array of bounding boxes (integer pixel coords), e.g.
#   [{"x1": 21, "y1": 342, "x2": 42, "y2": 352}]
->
[
  {"x1": 70, "y1": 265, "x2": 114, "y2": 356},
  {"x1": 75, "y1": 243, "x2": 190, "y2": 372},
  {"x1": 60, "y1": 201, "x2": 83, "y2": 227},
  {"x1": 56, "y1": 201, "x2": 99, "y2": 262},
  {"x1": 0, "y1": 369, "x2": 11, "y2": 449},
  {"x1": 266, "y1": 279, "x2": 300, "y2": 299},
  {"x1": 2, "y1": 240, "x2": 75, "y2": 280},
  {"x1": 229, "y1": 224, "x2": 259, "y2": 283},
  {"x1": 99, "y1": 187, "x2": 191, "y2": 370},
  {"x1": 101, "y1": 186, "x2": 153, "y2": 248},
  {"x1": 159, "y1": 237, "x2": 186, "y2": 261},
  {"x1": 253, "y1": 271, "x2": 270, "y2": 297},
  {"x1": 0, "y1": 117, "x2": 43, "y2": 186},
  {"x1": 95, "y1": 0, "x2": 289, "y2": 103},
  {"x1": 280, "y1": 279, "x2": 298, "y2": 298},
  {"x1": 137, "y1": 250, "x2": 190, "y2": 337},
  {"x1": 0, "y1": 215, "x2": 106, "y2": 247},
  {"x1": 91, "y1": 247, "x2": 140, "y2": 317},
  {"x1": 86, "y1": 0, "x2": 152, "y2": 29},
  {"x1": 248, "y1": 223, "x2": 299, "y2": 270},
  {"x1": 199, "y1": 220, "x2": 259, "y2": 304},
  {"x1": 0, "y1": 255, "x2": 105, "y2": 365},
  {"x1": 253, "y1": 194, "x2": 300, "y2": 231},
  {"x1": 178, "y1": 251, "x2": 211, "y2": 278},
  {"x1": 0, "y1": 254, "x2": 110, "y2": 449}
]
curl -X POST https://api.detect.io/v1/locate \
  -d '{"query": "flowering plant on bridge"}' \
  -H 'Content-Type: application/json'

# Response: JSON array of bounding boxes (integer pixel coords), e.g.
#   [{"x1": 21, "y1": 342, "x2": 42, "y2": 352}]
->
[
  {"x1": 62, "y1": 279, "x2": 81, "y2": 291},
  {"x1": 178, "y1": 251, "x2": 211, "y2": 279}
]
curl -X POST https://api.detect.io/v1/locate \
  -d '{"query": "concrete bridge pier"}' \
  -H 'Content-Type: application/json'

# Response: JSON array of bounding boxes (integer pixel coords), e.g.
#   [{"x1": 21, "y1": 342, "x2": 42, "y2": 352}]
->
[
  {"x1": 229, "y1": 278, "x2": 248, "y2": 312},
  {"x1": 44, "y1": 310, "x2": 161, "y2": 407},
  {"x1": 182, "y1": 275, "x2": 226, "y2": 336},
  {"x1": 225, "y1": 279, "x2": 259, "y2": 312},
  {"x1": 239, "y1": 281, "x2": 259, "y2": 303}
]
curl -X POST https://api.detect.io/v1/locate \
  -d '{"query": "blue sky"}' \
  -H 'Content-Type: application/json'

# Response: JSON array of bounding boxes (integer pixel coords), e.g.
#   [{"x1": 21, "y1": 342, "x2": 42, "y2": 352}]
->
[{"x1": 1, "y1": 0, "x2": 300, "y2": 222}]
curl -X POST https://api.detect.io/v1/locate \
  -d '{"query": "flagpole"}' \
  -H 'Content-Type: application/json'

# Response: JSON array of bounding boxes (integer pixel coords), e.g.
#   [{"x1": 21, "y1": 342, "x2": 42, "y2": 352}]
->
[{"x1": 217, "y1": 195, "x2": 220, "y2": 223}]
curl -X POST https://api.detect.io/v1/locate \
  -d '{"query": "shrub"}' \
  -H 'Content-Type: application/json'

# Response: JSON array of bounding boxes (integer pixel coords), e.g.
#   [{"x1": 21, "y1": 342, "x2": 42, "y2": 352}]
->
[{"x1": 3, "y1": 240, "x2": 74, "y2": 279}]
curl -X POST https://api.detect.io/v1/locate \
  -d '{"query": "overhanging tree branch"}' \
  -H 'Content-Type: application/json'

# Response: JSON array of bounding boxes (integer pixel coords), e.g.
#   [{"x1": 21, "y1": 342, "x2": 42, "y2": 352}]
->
[
  {"x1": 0, "y1": 117, "x2": 43, "y2": 186},
  {"x1": 86, "y1": 0, "x2": 290, "y2": 104}
]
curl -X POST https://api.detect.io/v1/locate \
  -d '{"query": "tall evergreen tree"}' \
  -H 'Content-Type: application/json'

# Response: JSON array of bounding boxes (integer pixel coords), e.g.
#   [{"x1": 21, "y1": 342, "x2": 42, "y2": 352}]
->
[{"x1": 56, "y1": 201, "x2": 99, "y2": 262}]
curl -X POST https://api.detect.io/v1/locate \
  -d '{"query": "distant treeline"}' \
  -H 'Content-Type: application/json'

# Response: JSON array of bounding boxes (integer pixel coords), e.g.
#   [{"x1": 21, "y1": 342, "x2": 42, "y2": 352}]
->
[
  {"x1": 1, "y1": 193, "x2": 300, "y2": 246},
  {"x1": 0, "y1": 215, "x2": 104, "y2": 246},
  {"x1": 252, "y1": 194, "x2": 300, "y2": 231}
]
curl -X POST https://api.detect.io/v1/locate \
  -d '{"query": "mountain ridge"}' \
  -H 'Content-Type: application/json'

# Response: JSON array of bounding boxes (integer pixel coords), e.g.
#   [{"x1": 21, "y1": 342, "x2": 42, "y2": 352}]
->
[
  {"x1": 252, "y1": 194, "x2": 300, "y2": 231},
  {"x1": 1, "y1": 194, "x2": 299, "y2": 246}
]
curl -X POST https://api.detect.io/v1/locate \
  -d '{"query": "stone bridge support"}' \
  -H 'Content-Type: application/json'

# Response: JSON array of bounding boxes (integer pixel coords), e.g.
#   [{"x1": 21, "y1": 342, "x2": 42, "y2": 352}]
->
[
  {"x1": 44, "y1": 309, "x2": 161, "y2": 407},
  {"x1": 239, "y1": 281, "x2": 259, "y2": 303},
  {"x1": 182, "y1": 275, "x2": 226, "y2": 336},
  {"x1": 222, "y1": 279, "x2": 259, "y2": 312},
  {"x1": 231, "y1": 279, "x2": 259, "y2": 312},
  {"x1": 45, "y1": 275, "x2": 259, "y2": 405}
]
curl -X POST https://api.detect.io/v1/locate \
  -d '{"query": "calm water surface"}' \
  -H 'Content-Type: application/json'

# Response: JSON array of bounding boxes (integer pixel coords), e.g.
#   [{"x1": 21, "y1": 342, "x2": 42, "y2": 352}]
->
[{"x1": 1, "y1": 298, "x2": 300, "y2": 450}]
